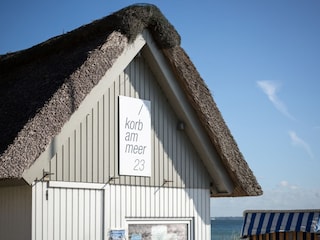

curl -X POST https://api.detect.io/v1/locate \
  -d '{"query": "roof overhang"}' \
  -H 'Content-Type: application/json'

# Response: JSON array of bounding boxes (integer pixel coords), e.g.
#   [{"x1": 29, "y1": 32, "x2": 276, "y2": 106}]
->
[{"x1": 141, "y1": 30, "x2": 234, "y2": 195}]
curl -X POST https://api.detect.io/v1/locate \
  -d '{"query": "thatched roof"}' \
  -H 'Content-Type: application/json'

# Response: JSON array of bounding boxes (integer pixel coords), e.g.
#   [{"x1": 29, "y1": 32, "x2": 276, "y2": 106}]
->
[{"x1": 0, "y1": 4, "x2": 262, "y2": 196}]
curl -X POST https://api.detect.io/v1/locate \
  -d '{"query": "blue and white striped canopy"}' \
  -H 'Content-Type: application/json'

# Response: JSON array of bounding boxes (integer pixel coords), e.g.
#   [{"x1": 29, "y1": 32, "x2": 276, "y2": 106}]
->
[{"x1": 241, "y1": 210, "x2": 320, "y2": 237}]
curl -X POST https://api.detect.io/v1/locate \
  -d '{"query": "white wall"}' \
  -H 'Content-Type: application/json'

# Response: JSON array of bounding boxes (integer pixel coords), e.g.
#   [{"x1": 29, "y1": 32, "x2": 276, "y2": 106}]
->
[
  {"x1": 105, "y1": 184, "x2": 211, "y2": 240},
  {"x1": 48, "y1": 55, "x2": 211, "y2": 190},
  {"x1": 32, "y1": 181, "x2": 211, "y2": 240},
  {"x1": 32, "y1": 181, "x2": 104, "y2": 240}
]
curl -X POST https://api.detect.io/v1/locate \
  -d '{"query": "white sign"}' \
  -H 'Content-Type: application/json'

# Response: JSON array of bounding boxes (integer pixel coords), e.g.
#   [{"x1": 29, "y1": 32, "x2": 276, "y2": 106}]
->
[{"x1": 119, "y1": 96, "x2": 151, "y2": 176}]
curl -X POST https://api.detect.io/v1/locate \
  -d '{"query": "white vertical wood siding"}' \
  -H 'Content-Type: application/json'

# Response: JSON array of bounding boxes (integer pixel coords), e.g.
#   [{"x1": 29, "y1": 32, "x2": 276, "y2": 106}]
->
[
  {"x1": 105, "y1": 184, "x2": 211, "y2": 240},
  {"x1": 0, "y1": 185, "x2": 32, "y2": 240},
  {"x1": 49, "y1": 54, "x2": 211, "y2": 189},
  {"x1": 32, "y1": 181, "x2": 211, "y2": 240},
  {"x1": 32, "y1": 181, "x2": 103, "y2": 240}
]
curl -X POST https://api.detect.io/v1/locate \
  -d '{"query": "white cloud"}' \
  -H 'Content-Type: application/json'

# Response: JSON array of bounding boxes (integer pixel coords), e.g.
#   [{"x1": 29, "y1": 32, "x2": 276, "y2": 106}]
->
[
  {"x1": 257, "y1": 80, "x2": 295, "y2": 120},
  {"x1": 278, "y1": 180, "x2": 298, "y2": 190},
  {"x1": 279, "y1": 180, "x2": 289, "y2": 187},
  {"x1": 288, "y1": 130, "x2": 314, "y2": 160}
]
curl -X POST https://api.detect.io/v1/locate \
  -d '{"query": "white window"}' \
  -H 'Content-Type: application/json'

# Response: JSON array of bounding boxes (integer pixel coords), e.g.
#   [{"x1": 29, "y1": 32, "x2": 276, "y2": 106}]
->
[{"x1": 127, "y1": 219, "x2": 193, "y2": 240}]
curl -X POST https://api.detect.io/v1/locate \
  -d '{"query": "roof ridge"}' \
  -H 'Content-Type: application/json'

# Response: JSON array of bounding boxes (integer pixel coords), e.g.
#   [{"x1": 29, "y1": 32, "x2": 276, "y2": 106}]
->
[{"x1": 0, "y1": 4, "x2": 180, "y2": 73}]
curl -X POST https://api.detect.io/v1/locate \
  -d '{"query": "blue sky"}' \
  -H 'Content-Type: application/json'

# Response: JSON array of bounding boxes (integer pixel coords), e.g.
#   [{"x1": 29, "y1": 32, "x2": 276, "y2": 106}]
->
[{"x1": 1, "y1": 1, "x2": 319, "y2": 216}]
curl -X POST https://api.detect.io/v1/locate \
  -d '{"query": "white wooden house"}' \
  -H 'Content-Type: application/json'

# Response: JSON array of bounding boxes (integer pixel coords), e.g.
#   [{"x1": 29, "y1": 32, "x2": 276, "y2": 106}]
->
[{"x1": 0, "y1": 4, "x2": 262, "y2": 240}]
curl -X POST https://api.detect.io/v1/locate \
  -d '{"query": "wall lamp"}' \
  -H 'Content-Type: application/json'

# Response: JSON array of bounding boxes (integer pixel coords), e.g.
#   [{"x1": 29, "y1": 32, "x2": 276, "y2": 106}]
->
[{"x1": 177, "y1": 120, "x2": 185, "y2": 131}]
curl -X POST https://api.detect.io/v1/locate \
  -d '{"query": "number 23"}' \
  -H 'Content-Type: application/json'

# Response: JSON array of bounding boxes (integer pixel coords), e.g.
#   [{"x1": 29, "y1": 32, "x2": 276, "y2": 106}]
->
[{"x1": 133, "y1": 159, "x2": 145, "y2": 171}]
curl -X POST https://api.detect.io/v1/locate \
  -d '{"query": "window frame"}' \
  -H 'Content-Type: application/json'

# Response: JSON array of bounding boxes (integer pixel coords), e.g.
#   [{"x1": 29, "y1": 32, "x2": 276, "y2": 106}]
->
[{"x1": 126, "y1": 218, "x2": 194, "y2": 240}]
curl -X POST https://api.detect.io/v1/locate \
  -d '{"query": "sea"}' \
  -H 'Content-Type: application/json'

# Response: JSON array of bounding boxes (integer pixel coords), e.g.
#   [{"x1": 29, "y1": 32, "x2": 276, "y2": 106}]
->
[{"x1": 211, "y1": 217, "x2": 244, "y2": 240}]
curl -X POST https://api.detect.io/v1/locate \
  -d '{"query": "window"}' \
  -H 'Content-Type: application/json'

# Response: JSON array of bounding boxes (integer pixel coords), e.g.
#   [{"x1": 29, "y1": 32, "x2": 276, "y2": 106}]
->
[{"x1": 127, "y1": 219, "x2": 192, "y2": 240}]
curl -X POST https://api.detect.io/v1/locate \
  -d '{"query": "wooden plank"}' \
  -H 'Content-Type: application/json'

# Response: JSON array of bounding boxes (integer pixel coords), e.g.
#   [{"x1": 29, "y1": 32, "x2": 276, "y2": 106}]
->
[
  {"x1": 95, "y1": 190, "x2": 103, "y2": 240},
  {"x1": 60, "y1": 188, "x2": 67, "y2": 240},
  {"x1": 144, "y1": 186, "x2": 151, "y2": 217},
  {"x1": 86, "y1": 110, "x2": 93, "y2": 183},
  {"x1": 153, "y1": 92, "x2": 160, "y2": 187},
  {"x1": 109, "y1": 82, "x2": 116, "y2": 180},
  {"x1": 46, "y1": 186, "x2": 54, "y2": 240},
  {"x1": 55, "y1": 147, "x2": 62, "y2": 181},
  {"x1": 75, "y1": 125, "x2": 81, "y2": 182},
  {"x1": 83, "y1": 190, "x2": 90, "y2": 239},
  {"x1": 285, "y1": 232, "x2": 290, "y2": 240},
  {"x1": 104, "y1": 92, "x2": 110, "y2": 183},
  {"x1": 98, "y1": 98, "x2": 104, "y2": 182},
  {"x1": 89, "y1": 190, "x2": 96, "y2": 239},
  {"x1": 53, "y1": 188, "x2": 60, "y2": 240},
  {"x1": 36, "y1": 182, "x2": 44, "y2": 240},
  {"x1": 279, "y1": 232, "x2": 284, "y2": 240},
  {"x1": 306, "y1": 232, "x2": 311, "y2": 240},
  {"x1": 69, "y1": 132, "x2": 75, "y2": 182},
  {"x1": 80, "y1": 121, "x2": 86, "y2": 182},
  {"x1": 266, "y1": 233, "x2": 270, "y2": 240},
  {"x1": 65, "y1": 189, "x2": 72, "y2": 240},
  {"x1": 92, "y1": 102, "x2": 98, "y2": 183},
  {"x1": 62, "y1": 139, "x2": 69, "y2": 181},
  {"x1": 50, "y1": 154, "x2": 57, "y2": 181},
  {"x1": 78, "y1": 189, "x2": 84, "y2": 240},
  {"x1": 72, "y1": 189, "x2": 79, "y2": 240},
  {"x1": 293, "y1": 231, "x2": 297, "y2": 240}
]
